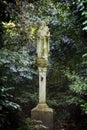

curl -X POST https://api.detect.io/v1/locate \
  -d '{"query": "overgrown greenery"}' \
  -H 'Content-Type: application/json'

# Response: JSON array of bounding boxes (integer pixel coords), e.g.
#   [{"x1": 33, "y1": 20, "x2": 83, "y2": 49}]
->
[
  {"x1": 77, "y1": 0, "x2": 87, "y2": 31},
  {"x1": 0, "y1": 77, "x2": 21, "y2": 130},
  {"x1": 0, "y1": 0, "x2": 87, "y2": 130}
]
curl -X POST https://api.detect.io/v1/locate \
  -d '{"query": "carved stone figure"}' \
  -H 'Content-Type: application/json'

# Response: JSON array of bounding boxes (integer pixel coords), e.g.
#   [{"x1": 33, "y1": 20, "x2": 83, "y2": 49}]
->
[
  {"x1": 31, "y1": 21, "x2": 53, "y2": 130},
  {"x1": 37, "y1": 21, "x2": 50, "y2": 60}
]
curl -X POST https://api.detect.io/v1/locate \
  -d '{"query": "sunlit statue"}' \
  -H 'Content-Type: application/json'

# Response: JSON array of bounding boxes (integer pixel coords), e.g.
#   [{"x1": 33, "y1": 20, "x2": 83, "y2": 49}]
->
[{"x1": 37, "y1": 21, "x2": 50, "y2": 61}]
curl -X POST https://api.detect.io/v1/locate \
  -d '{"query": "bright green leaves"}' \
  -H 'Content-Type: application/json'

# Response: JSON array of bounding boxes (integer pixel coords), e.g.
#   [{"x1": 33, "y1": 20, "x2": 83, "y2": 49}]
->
[
  {"x1": 81, "y1": 103, "x2": 87, "y2": 114},
  {"x1": 82, "y1": 10, "x2": 87, "y2": 30},
  {"x1": 68, "y1": 73, "x2": 87, "y2": 95},
  {"x1": 77, "y1": 0, "x2": 87, "y2": 31}
]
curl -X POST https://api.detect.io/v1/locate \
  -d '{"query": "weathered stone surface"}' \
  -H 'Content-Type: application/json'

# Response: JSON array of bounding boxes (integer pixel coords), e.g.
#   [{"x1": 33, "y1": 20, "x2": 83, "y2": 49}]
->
[
  {"x1": 37, "y1": 21, "x2": 50, "y2": 61},
  {"x1": 31, "y1": 21, "x2": 53, "y2": 130},
  {"x1": 37, "y1": 58, "x2": 49, "y2": 67},
  {"x1": 31, "y1": 103, "x2": 53, "y2": 130}
]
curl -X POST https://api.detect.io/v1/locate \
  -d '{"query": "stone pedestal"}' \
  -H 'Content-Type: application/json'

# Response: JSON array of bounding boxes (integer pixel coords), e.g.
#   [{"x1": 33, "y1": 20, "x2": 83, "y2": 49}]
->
[{"x1": 31, "y1": 103, "x2": 53, "y2": 130}]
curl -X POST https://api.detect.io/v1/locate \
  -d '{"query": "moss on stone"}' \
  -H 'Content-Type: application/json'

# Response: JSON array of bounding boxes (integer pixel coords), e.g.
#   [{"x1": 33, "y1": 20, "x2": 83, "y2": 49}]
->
[{"x1": 37, "y1": 58, "x2": 49, "y2": 67}]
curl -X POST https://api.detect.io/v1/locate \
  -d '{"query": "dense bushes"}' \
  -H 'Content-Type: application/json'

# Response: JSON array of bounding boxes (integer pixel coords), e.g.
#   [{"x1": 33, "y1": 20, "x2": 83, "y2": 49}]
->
[{"x1": 0, "y1": 0, "x2": 87, "y2": 130}]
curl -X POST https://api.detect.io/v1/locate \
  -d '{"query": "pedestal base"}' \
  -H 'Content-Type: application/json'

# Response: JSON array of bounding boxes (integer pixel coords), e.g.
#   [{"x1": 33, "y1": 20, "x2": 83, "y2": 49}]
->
[{"x1": 31, "y1": 103, "x2": 53, "y2": 130}]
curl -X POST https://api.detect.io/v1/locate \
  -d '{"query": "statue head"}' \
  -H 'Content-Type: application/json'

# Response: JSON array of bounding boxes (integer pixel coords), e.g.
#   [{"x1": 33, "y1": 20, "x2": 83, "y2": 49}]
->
[
  {"x1": 38, "y1": 20, "x2": 49, "y2": 37},
  {"x1": 41, "y1": 21, "x2": 46, "y2": 27}
]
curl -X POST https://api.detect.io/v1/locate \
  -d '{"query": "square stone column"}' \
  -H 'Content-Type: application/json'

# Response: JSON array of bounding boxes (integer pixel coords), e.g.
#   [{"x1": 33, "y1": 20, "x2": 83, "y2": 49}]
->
[
  {"x1": 31, "y1": 67, "x2": 53, "y2": 130},
  {"x1": 31, "y1": 103, "x2": 53, "y2": 130}
]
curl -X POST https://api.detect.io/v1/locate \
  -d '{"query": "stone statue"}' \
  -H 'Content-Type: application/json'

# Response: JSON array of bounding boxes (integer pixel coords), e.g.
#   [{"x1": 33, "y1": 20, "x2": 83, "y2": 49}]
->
[
  {"x1": 31, "y1": 20, "x2": 53, "y2": 130},
  {"x1": 37, "y1": 21, "x2": 50, "y2": 60}
]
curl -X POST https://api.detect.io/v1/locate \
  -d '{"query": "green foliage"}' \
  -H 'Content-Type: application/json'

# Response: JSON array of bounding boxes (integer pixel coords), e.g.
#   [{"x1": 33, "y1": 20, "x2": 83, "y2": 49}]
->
[
  {"x1": 16, "y1": 118, "x2": 48, "y2": 130},
  {"x1": 0, "y1": 48, "x2": 36, "y2": 80},
  {"x1": 0, "y1": 78, "x2": 21, "y2": 128},
  {"x1": 77, "y1": 0, "x2": 87, "y2": 31},
  {"x1": 66, "y1": 69, "x2": 87, "y2": 114},
  {"x1": 67, "y1": 72, "x2": 87, "y2": 95},
  {"x1": 83, "y1": 53, "x2": 87, "y2": 64},
  {"x1": 17, "y1": 91, "x2": 38, "y2": 104},
  {"x1": 16, "y1": 118, "x2": 39, "y2": 130},
  {"x1": 0, "y1": 0, "x2": 87, "y2": 129}
]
